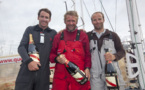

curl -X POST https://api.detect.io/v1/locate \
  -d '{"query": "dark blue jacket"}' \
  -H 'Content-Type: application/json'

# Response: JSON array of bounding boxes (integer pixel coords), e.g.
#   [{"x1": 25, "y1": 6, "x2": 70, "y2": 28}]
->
[{"x1": 15, "y1": 25, "x2": 57, "y2": 90}]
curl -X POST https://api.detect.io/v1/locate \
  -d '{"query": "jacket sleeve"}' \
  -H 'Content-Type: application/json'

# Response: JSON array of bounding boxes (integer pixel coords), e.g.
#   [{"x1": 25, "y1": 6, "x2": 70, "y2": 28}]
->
[
  {"x1": 113, "y1": 32, "x2": 125, "y2": 60},
  {"x1": 18, "y1": 26, "x2": 33, "y2": 65},
  {"x1": 81, "y1": 31, "x2": 91, "y2": 69},
  {"x1": 49, "y1": 34, "x2": 60, "y2": 63}
]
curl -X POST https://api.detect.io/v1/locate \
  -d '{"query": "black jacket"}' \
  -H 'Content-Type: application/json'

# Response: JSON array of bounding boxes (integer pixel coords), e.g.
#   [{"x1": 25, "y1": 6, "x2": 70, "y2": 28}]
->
[{"x1": 15, "y1": 25, "x2": 57, "y2": 90}]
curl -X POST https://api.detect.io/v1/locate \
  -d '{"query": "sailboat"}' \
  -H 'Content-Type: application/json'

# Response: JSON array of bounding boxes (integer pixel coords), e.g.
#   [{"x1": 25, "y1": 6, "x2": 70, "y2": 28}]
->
[{"x1": 125, "y1": 0, "x2": 145, "y2": 90}]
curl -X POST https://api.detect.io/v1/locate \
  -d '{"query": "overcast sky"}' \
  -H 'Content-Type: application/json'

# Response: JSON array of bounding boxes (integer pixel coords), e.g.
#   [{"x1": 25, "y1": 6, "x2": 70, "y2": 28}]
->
[{"x1": 0, "y1": 0, "x2": 145, "y2": 56}]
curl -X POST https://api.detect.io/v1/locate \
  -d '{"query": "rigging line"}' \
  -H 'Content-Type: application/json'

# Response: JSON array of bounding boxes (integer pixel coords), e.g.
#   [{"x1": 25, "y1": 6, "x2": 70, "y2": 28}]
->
[
  {"x1": 101, "y1": 0, "x2": 103, "y2": 12},
  {"x1": 135, "y1": 0, "x2": 145, "y2": 50},
  {"x1": 80, "y1": 0, "x2": 85, "y2": 29},
  {"x1": 78, "y1": 17, "x2": 85, "y2": 28},
  {"x1": 71, "y1": 0, "x2": 76, "y2": 10},
  {"x1": 92, "y1": 0, "x2": 97, "y2": 11},
  {"x1": 82, "y1": 0, "x2": 91, "y2": 18},
  {"x1": 99, "y1": 0, "x2": 115, "y2": 32},
  {"x1": 114, "y1": 0, "x2": 118, "y2": 32},
  {"x1": 129, "y1": 0, "x2": 145, "y2": 87},
  {"x1": 64, "y1": 1, "x2": 68, "y2": 12}
]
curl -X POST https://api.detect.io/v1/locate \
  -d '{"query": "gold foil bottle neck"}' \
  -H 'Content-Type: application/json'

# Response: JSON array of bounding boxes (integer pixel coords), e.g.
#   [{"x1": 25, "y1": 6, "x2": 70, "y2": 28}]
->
[{"x1": 29, "y1": 34, "x2": 34, "y2": 43}]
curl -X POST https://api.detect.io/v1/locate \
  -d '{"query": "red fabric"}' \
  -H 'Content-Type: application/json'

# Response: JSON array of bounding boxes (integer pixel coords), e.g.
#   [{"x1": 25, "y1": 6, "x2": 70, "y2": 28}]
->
[
  {"x1": 30, "y1": 54, "x2": 40, "y2": 61},
  {"x1": 50, "y1": 29, "x2": 91, "y2": 90},
  {"x1": 57, "y1": 40, "x2": 85, "y2": 70},
  {"x1": 52, "y1": 76, "x2": 90, "y2": 90},
  {"x1": 50, "y1": 29, "x2": 91, "y2": 68},
  {"x1": 106, "y1": 79, "x2": 117, "y2": 87}
]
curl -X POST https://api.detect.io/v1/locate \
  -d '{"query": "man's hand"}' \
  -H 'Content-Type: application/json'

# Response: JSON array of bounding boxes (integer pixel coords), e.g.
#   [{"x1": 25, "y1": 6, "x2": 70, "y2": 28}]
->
[
  {"x1": 84, "y1": 68, "x2": 90, "y2": 81},
  {"x1": 28, "y1": 61, "x2": 41, "y2": 71},
  {"x1": 104, "y1": 52, "x2": 116, "y2": 61},
  {"x1": 56, "y1": 54, "x2": 66, "y2": 64}
]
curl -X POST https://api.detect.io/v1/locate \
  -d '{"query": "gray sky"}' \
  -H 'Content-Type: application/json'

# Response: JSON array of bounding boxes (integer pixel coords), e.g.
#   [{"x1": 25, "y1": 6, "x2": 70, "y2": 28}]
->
[{"x1": 0, "y1": 0, "x2": 145, "y2": 56}]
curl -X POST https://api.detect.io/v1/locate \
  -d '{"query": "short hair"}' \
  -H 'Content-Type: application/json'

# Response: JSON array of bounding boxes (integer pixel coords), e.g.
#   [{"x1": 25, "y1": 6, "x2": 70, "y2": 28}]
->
[
  {"x1": 64, "y1": 11, "x2": 78, "y2": 21},
  {"x1": 38, "y1": 8, "x2": 52, "y2": 19},
  {"x1": 91, "y1": 12, "x2": 104, "y2": 21}
]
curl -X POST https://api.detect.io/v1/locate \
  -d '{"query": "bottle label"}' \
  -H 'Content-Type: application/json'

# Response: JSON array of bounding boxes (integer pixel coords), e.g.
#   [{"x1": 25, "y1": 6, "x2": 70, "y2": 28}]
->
[
  {"x1": 30, "y1": 53, "x2": 40, "y2": 62},
  {"x1": 106, "y1": 75, "x2": 119, "y2": 88},
  {"x1": 40, "y1": 32, "x2": 44, "y2": 43},
  {"x1": 72, "y1": 70, "x2": 84, "y2": 82}
]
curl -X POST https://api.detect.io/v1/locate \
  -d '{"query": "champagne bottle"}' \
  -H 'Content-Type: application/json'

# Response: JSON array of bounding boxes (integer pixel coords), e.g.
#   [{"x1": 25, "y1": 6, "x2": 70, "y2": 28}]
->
[
  {"x1": 60, "y1": 55, "x2": 88, "y2": 84},
  {"x1": 105, "y1": 48, "x2": 119, "y2": 90},
  {"x1": 28, "y1": 34, "x2": 40, "y2": 62}
]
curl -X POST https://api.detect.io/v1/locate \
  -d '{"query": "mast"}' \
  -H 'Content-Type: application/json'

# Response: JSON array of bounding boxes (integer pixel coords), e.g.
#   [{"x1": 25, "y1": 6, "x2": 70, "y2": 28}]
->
[{"x1": 126, "y1": 0, "x2": 145, "y2": 89}]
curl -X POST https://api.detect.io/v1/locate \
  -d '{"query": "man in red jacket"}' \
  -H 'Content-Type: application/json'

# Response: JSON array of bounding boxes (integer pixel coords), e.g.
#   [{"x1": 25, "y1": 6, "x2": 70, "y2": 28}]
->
[{"x1": 50, "y1": 11, "x2": 91, "y2": 90}]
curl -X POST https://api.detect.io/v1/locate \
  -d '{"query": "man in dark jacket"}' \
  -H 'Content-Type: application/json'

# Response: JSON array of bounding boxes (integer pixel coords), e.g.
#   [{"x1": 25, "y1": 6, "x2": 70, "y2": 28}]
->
[{"x1": 15, "y1": 8, "x2": 57, "y2": 90}]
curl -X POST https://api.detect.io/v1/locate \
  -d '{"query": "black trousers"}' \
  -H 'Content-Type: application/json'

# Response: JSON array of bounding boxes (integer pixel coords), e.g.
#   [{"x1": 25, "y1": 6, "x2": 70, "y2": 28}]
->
[{"x1": 15, "y1": 63, "x2": 50, "y2": 90}]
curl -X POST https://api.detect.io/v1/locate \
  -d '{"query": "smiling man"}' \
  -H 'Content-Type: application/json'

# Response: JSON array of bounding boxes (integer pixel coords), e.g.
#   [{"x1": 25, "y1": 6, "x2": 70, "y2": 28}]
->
[
  {"x1": 87, "y1": 12, "x2": 125, "y2": 90},
  {"x1": 49, "y1": 11, "x2": 91, "y2": 90},
  {"x1": 15, "y1": 8, "x2": 57, "y2": 90}
]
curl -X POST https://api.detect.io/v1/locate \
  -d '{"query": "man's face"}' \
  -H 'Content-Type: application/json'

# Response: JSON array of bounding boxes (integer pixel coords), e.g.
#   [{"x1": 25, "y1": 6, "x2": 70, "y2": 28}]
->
[
  {"x1": 91, "y1": 13, "x2": 104, "y2": 30},
  {"x1": 38, "y1": 11, "x2": 51, "y2": 29},
  {"x1": 64, "y1": 15, "x2": 78, "y2": 31}
]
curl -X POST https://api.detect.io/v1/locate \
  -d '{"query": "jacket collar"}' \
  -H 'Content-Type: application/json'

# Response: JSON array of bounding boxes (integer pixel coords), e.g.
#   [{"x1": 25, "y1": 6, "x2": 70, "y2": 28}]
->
[
  {"x1": 92, "y1": 29, "x2": 111, "y2": 37},
  {"x1": 35, "y1": 24, "x2": 51, "y2": 32}
]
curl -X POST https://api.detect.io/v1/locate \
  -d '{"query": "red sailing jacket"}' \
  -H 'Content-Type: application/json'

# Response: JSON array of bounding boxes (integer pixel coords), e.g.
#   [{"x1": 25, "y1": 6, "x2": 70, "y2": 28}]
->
[{"x1": 50, "y1": 29, "x2": 91, "y2": 70}]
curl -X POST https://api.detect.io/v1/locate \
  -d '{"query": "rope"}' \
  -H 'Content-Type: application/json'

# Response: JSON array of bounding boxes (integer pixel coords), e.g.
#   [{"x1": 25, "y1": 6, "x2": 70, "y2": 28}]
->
[
  {"x1": 114, "y1": 0, "x2": 118, "y2": 32},
  {"x1": 71, "y1": 0, "x2": 75, "y2": 10},
  {"x1": 99, "y1": 0, "x2": 115, "y2": 32},
  {"x1": 83, "y1": 0, "x2": 91, "y2": 18},
  {"x1": 64, "y1": 1, "x2": 68, "y2": 12},
  {"x1": 92, "y1": 0, "x2": 97, "y2": 11}
]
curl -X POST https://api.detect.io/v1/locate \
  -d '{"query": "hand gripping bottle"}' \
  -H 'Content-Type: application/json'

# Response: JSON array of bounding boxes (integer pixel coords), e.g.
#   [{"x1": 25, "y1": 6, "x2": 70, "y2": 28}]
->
[
  {"x1": 105, "y1": 48, "x2": 119, "y2": 90},
  {"x1": 28, "y1": 34, "x2": 40, "y2": 62},
  {"x1": 60, "y1": 55, "x2": 88, "y2": 84}
]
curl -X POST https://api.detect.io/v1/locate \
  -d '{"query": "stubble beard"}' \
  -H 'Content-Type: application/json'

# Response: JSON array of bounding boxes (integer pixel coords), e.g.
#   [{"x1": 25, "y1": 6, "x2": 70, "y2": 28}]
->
[
  {"x1": 39, "y1": 22, "x2": 48, "y2": 30},
  {"x1": 94, "y1": 24, "x2": 104, "y2": 31},
  {"x1": 67, "y1": 26, "x2": 76, "y2": 32}
]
